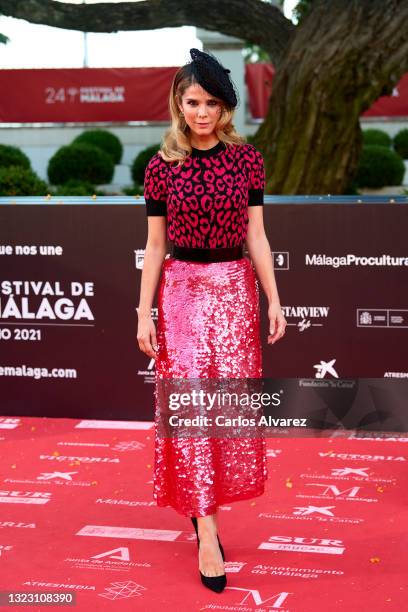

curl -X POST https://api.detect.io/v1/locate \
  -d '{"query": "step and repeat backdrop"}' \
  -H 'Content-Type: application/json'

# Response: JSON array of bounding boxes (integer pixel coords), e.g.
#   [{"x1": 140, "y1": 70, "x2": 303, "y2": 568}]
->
[
  {"x1": 0, "y1": 198, "x2": 407, "y2": 421},
  {"x1": 1, "y1": 66, "x2": 407, "y2": 122}
]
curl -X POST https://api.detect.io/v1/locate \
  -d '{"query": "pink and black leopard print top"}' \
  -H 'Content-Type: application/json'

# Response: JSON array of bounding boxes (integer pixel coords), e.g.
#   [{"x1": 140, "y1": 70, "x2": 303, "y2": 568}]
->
[{"x1": 143, "y1": 140, "x2": 265, "y2": 248}]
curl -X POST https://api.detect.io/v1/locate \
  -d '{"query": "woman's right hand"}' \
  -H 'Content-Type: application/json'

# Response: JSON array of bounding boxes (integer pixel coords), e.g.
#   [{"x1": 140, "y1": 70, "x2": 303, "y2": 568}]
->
[{"x1": 137, "y1": 312, "x2": 158, "y2": 360}]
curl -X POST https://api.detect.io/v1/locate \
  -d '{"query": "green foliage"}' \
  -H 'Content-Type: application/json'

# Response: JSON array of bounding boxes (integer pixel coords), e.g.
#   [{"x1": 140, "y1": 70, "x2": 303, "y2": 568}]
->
[
  {"x1": 0, "y1": 165, "x2": 48, "y2": 196},
  {"x1": 122, "y1": 185, "x2": 144, "y2": 196},
  {"x1": 355, "y1": 145, "x2": 405, "y2": 188},
  {"x1": 342, "y1": 179, "x2": 360, "y2": 195},
  {"x1": 131, "y1": 143, "x2": 161, "y2": 185},
  {"x1": 245, "y1": 134, "x2": 257, "y2": 145},
  {"x1": 47, "y1": 143, "x2": 114, "y2": 185},
  {"x1": 0, "y1": 144, "x2": 31, "y2": 170},
  {"x1": 393, "y1": 128, "x2": 408, "y2": 159},
  {"x1": 362, "y1": 129, "x2": 392, "y2": 148},
  {"x1": 243, "y1": 44, "x2": 270, "y2": 63},
  {"x1": 52, "y1": 179, "x2": 97, "y2": 196},
  {"x1": 72, "y1": 129, "x2": 123, "y2": 164}
]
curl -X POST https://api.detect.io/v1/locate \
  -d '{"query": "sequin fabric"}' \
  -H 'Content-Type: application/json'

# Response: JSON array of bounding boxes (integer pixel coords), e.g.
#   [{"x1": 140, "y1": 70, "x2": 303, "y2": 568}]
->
[{"x1": 152, "y1": 255, "x2": 268, "y2": 517}]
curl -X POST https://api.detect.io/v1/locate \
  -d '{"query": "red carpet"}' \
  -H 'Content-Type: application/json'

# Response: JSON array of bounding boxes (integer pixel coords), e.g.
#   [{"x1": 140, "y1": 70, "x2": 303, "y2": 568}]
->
[{"x1": 0, "y1": 416, "x2": 406, "y2": 611}]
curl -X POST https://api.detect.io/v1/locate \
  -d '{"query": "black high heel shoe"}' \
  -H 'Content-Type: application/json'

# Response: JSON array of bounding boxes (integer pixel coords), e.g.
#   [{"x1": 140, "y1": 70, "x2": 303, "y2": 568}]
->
[{"x1": 191, "y1": 516, "x2": 226, "y2": 593}]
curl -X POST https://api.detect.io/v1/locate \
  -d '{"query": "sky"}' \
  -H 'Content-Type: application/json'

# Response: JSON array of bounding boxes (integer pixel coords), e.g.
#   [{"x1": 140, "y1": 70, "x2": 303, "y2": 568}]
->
[{"x1": 0, "y1": 0, "x2": 298, "y2": 69}]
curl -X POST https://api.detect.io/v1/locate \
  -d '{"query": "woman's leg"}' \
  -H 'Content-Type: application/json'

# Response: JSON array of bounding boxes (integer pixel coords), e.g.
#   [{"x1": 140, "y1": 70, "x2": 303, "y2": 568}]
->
[{"x1": 196, "y1": 513, "x2": 224, "y2": 577}]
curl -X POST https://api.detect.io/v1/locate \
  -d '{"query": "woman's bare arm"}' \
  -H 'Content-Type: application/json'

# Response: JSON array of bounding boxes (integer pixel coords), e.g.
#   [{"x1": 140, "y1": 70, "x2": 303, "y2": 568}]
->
[
  {"x1": 245, "y1": 206, "x2": 287, "y2": 344},
  {"x1": 137, "y1": 217, "x2": 167, "y2": 358},
  {"x1": 245, "y1": 206, "x2": 280, "y2": 306},
  {"x1": 137, "y1": 217, "x2": 167, "y2": 315}
]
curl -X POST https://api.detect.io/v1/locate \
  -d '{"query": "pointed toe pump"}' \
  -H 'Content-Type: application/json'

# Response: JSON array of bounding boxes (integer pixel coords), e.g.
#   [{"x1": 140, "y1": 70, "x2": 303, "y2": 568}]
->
[
  {"x1": 200, "y1": 570, "x2": 227, "y2": 593},
  {"x1": 191, "y1": 516, "x2": 227, "y2": 593}
]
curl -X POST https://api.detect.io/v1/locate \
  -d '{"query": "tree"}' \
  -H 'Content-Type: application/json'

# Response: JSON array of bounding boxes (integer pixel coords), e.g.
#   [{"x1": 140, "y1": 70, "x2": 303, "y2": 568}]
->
[
  {"x1": 0, "y1": 0, "x2": 407, "y2": 194},
  {"x1": 292, "y1": 0, "x2": 315, "y2": 24}
]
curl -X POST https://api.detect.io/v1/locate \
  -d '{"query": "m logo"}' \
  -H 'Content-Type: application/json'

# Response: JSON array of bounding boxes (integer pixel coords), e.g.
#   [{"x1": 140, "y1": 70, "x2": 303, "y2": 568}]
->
[
  {"x1": 227, "y1": 586, "x2": 292, "y2": 607},
  {"x1": 306, "y1": 484, "x2": 360, "y2": 497}
]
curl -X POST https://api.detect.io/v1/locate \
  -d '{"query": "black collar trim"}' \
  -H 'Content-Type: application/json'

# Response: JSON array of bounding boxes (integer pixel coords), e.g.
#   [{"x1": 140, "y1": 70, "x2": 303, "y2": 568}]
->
[{"x1": 191, "y1": 140, "x2": 226, "y2": 158}]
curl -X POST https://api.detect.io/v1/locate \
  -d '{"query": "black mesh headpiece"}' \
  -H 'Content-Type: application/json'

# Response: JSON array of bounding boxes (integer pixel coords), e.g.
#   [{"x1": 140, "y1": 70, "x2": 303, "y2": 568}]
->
[{"x1": 186, "y1": 48, "x2": 239, "y2": 109}]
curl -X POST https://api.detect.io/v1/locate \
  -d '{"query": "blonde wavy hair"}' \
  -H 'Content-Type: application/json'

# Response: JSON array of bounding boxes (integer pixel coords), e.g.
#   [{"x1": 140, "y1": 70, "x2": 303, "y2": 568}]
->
[{"x1": 159, "y1": 65, "x2": 245, "y2": 166}]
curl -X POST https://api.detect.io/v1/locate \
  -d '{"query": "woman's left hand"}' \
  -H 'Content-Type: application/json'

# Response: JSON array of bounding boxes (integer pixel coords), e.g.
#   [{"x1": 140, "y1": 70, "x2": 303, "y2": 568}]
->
[{"x1": 267, "y1": 302, "x2": 287, "y2": 344}]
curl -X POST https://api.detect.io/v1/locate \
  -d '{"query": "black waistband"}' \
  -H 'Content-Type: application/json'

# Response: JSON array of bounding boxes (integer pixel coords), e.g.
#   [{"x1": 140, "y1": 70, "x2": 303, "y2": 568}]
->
[{"x1": 170, "y1": 243, "x2": 244, "y2": 263}]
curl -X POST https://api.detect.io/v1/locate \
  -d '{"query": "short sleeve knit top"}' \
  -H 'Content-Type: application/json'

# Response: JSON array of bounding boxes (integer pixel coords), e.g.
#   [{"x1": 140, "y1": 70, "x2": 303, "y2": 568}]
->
[{"x1": 143, "y1": 140, "x2": 265, "y2": 249}]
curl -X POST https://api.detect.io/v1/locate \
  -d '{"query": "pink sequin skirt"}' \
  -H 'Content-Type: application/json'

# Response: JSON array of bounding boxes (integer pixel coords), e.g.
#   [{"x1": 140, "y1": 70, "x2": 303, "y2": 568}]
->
[{"x1": 153, "y1": 254, "x2": 268, "y2": 517}]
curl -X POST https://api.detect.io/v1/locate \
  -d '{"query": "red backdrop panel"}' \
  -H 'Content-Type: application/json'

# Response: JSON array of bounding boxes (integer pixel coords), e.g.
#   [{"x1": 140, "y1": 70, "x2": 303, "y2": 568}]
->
[{"x1": 0, "y1": 67, "x2": 178, "y2": 122}]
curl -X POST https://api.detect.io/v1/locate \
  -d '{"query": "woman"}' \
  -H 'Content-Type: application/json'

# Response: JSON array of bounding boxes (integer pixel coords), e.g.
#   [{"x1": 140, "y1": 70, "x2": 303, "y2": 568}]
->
[{"x1": 137, "y1": 48, "x2": 286, "y2": 593}]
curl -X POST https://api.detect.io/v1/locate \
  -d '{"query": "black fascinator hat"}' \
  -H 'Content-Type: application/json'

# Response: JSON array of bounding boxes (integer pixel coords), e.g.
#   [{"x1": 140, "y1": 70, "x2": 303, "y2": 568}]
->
[{"x1": 186, "y1": 48, "x2": 239, "y2": 109}]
